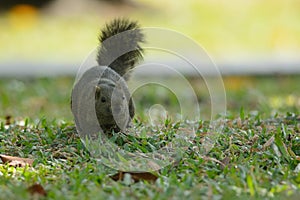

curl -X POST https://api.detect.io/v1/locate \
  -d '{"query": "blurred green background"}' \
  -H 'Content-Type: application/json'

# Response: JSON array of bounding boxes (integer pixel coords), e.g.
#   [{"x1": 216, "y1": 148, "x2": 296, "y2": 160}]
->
[{"x1": 0, "y1": 0, "x2": 300, "y2": 62}]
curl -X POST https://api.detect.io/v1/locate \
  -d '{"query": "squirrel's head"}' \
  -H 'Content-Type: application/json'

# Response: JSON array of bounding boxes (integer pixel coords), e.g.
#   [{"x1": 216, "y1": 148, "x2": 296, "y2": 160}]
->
[{"x1": 94, "y1": 80, "x2": 130, "y2": 131}]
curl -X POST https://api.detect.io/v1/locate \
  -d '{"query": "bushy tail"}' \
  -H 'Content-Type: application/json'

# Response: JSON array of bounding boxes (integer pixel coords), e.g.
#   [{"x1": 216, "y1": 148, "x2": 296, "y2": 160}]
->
[{"x1": 97, "y1": 18, "x2": 144, "y2": 77}]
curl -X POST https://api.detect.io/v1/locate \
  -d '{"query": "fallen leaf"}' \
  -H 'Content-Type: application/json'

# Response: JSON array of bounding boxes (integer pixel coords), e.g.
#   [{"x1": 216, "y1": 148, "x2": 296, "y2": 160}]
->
[
  {"x1": 110, "y1": 171, "x2": 158, "y2": 183},
  {"x1": 8, "y1": 160, "x2": 27, "y2": 168},
  {"x1": 27, "y1": 183, "x2": 47, "y2": 197},
  {"x1": 0, "y1": 154, "x2": 34, "y2": 167}
]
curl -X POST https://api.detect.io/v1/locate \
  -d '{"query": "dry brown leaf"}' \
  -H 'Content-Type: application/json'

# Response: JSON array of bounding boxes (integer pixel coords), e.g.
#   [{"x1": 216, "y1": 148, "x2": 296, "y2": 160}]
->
[
  {"x1": 8, "y1": 160, "x2": 28, "y2": 168},
  {"x1": 110, "y1": 171, "x2": 158, "y2": 183},
  {"x1": 27, "y1": 183, "x2": 47, "y2": 197},
  {"x1": 0, "y1": 154, "x2": 34, "y2": 167}
]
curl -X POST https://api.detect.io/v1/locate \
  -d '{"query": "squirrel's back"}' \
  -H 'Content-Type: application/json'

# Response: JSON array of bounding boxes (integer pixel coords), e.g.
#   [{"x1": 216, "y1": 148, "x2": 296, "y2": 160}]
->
[{"x1": 97, "y1": 18, "x2": 144, "y2": 78}]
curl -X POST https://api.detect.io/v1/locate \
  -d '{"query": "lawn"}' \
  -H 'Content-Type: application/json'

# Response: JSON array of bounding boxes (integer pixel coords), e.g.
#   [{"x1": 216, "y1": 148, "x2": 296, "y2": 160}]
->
[
  {"x1": 0, "y1": 75, "x2": 299, "y2": 199},
  {"x1": 0, "y1": 0, "x2": 299, "y2": 199}
]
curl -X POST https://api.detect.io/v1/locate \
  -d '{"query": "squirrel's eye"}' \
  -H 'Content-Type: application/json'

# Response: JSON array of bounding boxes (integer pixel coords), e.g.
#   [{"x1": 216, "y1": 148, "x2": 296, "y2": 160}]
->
[
  {"x1": 101, "y1": 97, "x2": 106, "y2": 103},
  {"x1": 122, "y1": 96, "x2": 125, "y2": 100}
]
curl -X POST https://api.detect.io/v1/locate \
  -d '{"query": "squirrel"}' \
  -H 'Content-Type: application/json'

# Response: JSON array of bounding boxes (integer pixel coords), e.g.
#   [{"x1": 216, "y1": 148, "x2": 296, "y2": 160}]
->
[{"x1": 71, "y1": 18, "x2": 144, "y2": 136}]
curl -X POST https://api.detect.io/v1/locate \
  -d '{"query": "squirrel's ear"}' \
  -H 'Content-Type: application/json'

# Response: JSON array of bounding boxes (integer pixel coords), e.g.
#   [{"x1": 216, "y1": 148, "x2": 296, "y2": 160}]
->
[{"x1": 95, "y1": 85, "x2": 101, "y2": 99}]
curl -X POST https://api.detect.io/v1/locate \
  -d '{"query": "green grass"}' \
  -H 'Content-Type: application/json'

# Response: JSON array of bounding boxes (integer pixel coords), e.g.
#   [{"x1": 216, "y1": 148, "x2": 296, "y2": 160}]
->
[{"x1": 0, "y1": 75, "x2": 299, "y2": 199}]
